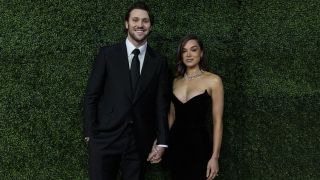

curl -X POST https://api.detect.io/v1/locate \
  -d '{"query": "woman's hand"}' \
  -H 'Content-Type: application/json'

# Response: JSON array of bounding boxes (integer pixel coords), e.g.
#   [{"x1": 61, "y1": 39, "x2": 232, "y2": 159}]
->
[{"x1": 206, "y1": 156, "x2": 219, "y2": 179}]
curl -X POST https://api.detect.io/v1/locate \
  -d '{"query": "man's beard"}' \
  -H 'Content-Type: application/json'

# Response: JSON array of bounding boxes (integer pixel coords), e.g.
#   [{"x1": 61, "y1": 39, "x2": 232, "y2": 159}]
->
[{"x1": 128, "y1": 28, "x2": 150, "y2": 43}]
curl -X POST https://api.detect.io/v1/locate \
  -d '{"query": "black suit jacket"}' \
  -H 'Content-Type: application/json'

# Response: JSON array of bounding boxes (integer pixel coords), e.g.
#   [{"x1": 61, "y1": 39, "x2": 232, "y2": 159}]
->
[{"x1": 84, "y1": 41, "x2": 170, "y2": 159}]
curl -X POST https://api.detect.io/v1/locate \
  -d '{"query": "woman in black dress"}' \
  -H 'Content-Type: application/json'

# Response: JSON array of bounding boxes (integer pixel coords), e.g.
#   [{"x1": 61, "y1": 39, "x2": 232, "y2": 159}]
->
[{"x1": 167, "y1": 35, "x2": 224, "y2": 180}]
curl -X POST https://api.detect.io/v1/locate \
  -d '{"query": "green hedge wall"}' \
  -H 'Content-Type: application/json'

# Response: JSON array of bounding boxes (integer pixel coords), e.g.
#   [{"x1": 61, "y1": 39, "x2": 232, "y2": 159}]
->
[
  {"x1": 0, "y1": 0, "x2": 319, "y2": 179},
  {"x1": 240, "y1": 1, "x2": 320, "y2": 179}
]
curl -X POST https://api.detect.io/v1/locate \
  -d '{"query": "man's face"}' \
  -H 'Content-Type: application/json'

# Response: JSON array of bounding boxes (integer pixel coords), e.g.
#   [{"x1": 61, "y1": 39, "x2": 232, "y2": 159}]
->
[{"x1": 125, "y1": 9, "x2": 152, "y2": 46}]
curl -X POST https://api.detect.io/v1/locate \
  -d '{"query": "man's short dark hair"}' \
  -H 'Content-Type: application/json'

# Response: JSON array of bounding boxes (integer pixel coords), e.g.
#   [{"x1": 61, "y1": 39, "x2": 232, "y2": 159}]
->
[{"x1": 124, "y1": 1, "x2": 154, "y2": 25}]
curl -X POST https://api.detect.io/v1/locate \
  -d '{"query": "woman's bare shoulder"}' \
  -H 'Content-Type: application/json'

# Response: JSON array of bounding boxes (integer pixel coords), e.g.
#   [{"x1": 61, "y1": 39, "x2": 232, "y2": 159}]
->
[
  {"x1": 203, "y1": 71, "x2": 222, "y2": 84},
  {"x1": 173, "y1": 76, "x2": 184, "y2": 88}
]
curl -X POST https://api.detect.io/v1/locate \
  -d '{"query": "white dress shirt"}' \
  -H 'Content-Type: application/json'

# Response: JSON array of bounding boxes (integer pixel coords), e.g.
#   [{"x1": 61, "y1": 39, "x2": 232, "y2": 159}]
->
[{"x1": 126, "y1": 38, "x2": 147, "y2": 73}]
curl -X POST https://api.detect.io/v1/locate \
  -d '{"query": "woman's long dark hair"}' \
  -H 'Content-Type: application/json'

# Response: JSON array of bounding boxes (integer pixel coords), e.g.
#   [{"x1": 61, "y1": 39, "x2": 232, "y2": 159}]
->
[{"x1": 176, "y1": 34, "x2": 207, "y2": 77}]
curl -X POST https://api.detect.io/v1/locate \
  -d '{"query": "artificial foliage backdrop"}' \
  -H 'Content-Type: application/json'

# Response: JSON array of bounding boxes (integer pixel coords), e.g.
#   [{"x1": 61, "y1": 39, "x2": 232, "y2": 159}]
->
[{"x1": 1, "y1": 0, "x2": 319, "y2": 179}]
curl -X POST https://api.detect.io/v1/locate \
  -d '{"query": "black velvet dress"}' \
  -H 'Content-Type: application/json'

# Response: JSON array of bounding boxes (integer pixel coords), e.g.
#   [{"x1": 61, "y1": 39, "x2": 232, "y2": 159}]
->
[{"x1": 168, "y1": 91, "x2": 213, "y2": 180}]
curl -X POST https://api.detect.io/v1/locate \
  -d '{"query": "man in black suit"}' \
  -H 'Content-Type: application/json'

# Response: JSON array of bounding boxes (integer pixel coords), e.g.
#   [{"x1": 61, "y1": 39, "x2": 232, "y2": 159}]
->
[{"x1": 83, "y1": 1, "x2": 169, "y2": 180}]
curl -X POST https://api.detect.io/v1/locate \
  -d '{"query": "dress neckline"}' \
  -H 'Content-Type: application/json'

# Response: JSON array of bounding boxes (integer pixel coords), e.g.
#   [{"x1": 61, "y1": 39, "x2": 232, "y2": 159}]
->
[{"x1": 173, "y1": 90, "x2": 209, "y2": 105}]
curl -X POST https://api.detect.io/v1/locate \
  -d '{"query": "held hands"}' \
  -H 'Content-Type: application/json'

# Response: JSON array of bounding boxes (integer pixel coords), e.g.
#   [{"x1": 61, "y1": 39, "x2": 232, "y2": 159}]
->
[
  {"x1": 147, "y1": 140, "x2": 165, "y2": 164},
  {"x1": 206, "y1": 156, "x2": 219, "y2": 179}
]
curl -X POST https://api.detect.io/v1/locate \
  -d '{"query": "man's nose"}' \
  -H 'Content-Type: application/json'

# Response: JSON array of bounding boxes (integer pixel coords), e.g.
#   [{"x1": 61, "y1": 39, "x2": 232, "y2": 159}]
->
[{"x1": 137, "y1": 20, "x2": 143, "y2": 27}]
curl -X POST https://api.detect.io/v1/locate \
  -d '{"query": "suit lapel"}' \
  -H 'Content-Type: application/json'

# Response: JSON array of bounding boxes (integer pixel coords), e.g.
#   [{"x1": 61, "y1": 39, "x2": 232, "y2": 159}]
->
[
  {"x1": 118, "y1": 42, "x2": 133, "y2": 101},
  {"x1": 133, "y1": 46, "x2": 157, "y2": 103}
]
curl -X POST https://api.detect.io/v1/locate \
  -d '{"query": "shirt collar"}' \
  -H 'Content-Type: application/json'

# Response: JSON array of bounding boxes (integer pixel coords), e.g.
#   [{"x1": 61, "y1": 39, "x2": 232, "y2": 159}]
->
[{"x1": 126, "y1": 38, "x2": 147, "y2": 57}]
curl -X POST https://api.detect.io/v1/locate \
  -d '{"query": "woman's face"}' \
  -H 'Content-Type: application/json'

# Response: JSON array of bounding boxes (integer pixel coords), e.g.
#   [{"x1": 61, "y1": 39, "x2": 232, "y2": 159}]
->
[{"x1": 181, "y1": 39, "x2": 203, "y2": 68}]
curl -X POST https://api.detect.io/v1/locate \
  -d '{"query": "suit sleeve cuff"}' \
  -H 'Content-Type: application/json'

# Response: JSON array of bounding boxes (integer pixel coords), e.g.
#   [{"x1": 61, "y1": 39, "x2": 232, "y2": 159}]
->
[{"x1": 157, "y1": 144, "x2": 168, "y2": 148}]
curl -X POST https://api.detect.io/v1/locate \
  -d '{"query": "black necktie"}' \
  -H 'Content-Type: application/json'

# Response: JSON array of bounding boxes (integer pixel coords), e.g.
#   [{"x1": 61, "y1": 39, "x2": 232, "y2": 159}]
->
[{"x1": 131, "y1": 49, "x2": 140, "y2": 93}]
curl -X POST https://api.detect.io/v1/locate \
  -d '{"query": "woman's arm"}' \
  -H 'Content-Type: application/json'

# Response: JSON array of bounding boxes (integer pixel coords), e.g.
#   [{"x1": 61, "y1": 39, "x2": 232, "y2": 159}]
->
[
  {"x1": 168, "y1": 102, "x2": 175, "y2": 129},
  {"x1": 210, "y1": 75, "x2": 224, "y2": 158},
  {"x1": 206, "y1": 75, "x2": 224, "y2": 179}
]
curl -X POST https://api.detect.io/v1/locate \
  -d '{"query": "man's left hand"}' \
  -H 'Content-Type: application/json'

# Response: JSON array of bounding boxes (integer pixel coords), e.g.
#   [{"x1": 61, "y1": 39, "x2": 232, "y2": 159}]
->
[{"x1": 147, "y1": 145, "x2": 165, "y2": 164}]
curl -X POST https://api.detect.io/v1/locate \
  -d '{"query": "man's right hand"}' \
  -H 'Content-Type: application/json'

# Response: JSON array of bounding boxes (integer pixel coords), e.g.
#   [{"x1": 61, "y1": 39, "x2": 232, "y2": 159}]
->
[{"x1": 85, "y1": 137, "x2": 90, "y2": 143}]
